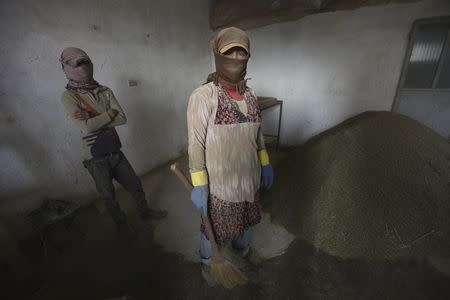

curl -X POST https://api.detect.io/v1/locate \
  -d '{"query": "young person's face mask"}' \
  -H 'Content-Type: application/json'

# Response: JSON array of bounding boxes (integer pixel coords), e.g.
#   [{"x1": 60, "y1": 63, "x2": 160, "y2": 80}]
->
[
  {"x1": 60, "y1": 47, "x2": 96, "y2": 89},
  {"x1": 64, "y1": 56, "x2": 91, "y2": 68},
  {"x1": 207, "y1": 27, "x2": 251, "y2": 94}
]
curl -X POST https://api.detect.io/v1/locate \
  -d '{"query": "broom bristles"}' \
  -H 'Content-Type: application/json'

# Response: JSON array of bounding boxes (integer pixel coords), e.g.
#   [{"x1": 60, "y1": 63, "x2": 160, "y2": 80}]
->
[
  {"x1": 210, "y1": 259, "x2": 248, "y2": 289},
  {"x1": 168, "y1": 164, "x2": 248, "y2": 289}
]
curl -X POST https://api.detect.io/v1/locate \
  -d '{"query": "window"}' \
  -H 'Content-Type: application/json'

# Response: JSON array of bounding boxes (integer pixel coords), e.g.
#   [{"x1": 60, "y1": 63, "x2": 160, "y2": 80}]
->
[
  {"x1": 400, "y1": 17, "x2": 450, "y2": 89},
  {"x1": 393, "y1": 16, "x2": 450, "y2": 139}
]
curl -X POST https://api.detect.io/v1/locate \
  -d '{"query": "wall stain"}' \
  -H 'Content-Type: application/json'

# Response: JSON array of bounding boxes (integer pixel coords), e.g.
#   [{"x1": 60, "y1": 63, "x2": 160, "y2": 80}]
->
[{"x1": 89, "y1": 24, "x2": 100, "y2": 31}]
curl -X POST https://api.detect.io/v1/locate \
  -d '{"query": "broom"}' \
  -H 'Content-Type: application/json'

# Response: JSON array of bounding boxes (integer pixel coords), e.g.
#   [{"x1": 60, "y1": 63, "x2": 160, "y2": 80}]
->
[{"x1": 170, "y1": 163, "x2": 248, "y2": 289}]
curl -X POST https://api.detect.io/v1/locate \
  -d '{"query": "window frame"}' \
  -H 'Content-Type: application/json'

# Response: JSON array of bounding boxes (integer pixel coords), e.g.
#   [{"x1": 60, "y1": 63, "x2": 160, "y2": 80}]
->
[{"x1": 392, "y1": 16, "x2": 450, "y2": 111}]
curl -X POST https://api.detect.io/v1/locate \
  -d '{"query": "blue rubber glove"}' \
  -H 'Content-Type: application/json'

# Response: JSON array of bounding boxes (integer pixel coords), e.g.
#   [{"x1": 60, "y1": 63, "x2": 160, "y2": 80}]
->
[
  {"x1": 190, "y1": 184, "x2": 209, "y2": 215},
  {"x1": 261, "y1": 164, "x2": 274, "y2": 189}
]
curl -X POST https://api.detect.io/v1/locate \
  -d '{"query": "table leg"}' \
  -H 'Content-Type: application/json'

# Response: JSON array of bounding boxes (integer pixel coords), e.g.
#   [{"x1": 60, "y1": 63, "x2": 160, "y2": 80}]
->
[{"x1": 276, "y1": 102, "x2": 283, "y2": 151}]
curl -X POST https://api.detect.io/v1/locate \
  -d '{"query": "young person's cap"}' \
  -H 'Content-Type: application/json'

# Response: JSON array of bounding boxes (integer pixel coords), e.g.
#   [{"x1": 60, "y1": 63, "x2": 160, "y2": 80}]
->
[{"x1": 219, "y1": 42, "x2": 249, "y2": 54}]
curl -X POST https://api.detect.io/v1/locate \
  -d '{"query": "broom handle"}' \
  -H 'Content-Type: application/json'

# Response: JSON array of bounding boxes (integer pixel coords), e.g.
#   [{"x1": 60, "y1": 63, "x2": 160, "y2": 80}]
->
[
  {"x1": 170, "y1": 163, "x2": 193, "y2": 191},
  {"x1": 170, "y1": 163, "x2": 221, "y2": 257}
]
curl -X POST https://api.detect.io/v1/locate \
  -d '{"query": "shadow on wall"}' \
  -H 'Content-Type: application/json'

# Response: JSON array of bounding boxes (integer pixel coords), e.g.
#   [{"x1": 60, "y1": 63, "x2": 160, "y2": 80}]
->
[
  {"x1": 0, "y1": 99, "x2": 58, "y2": 216},
  {"x1": 114, "y1": 76, "x2": 185, "y2": 176}
]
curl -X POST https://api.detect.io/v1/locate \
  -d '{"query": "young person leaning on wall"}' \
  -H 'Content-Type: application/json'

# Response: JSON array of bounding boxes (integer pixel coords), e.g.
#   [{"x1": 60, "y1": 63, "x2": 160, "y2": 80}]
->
[{"x1": 60, "y1": 47, "x2": 167, "y2": 234}]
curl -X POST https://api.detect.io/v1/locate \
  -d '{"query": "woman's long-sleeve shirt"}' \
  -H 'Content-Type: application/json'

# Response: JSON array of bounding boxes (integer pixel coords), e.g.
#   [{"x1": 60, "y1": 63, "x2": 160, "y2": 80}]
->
[{"x1": 187, "y1": 82, "x2": 266, "y2": 203}]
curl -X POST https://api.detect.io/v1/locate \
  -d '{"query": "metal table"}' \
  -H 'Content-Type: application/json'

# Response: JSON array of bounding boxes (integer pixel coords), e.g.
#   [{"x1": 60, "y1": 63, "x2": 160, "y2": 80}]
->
[{"x1": 258, "y1": 97, "x2": 283, "y2": 151}]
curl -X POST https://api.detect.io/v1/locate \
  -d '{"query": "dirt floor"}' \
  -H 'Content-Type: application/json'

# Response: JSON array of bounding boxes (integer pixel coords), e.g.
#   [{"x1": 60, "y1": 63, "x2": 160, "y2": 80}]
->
[
  {"x1": 4, "y1": 205, "x2": 450, "y2": 300},
  {"x1": 2, "y1": 146, "x2": 450, "y2": 299}
]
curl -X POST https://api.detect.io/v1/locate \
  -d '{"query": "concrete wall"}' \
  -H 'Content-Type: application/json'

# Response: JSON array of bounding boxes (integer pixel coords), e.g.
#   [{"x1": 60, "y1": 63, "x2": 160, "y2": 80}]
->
[
  {"x1": 246, "y1": 0, "x2": 450, "y2": 145},
  {"x1": 396, "y1": 90, "x2": 450, "y2": 138},
  {"x1": 2, "y1": 0, "x2": 449, "y2": 216},
  {"x1": 0, "y1": 0, "x2": 211, "y2": 214}
]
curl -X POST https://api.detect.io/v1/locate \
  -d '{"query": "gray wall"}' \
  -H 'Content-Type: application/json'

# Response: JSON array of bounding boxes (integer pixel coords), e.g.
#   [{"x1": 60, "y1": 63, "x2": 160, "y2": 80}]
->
[
  {"x1": 396, "y1": 90, "x2": 450, "y2": 138},
  {"x1": 0, "y1": 0, "x2": 211, "y2": 214},
  {"x1": 2, "y1": 0, "x2": 449, "y2": 216},
  {"x1": 246, "y1": 0, "x2": 450, "y2": 145}
]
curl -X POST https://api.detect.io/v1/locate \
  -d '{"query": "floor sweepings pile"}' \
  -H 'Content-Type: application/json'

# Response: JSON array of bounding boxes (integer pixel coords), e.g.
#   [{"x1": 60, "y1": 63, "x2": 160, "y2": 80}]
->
[{"x1": 266, "y1": 111, "x2": 450, "y2": 259}]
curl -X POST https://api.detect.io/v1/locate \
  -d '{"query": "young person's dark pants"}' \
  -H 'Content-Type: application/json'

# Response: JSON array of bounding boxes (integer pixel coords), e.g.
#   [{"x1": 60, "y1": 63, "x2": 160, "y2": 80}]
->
[{"x1": 84, "y1": 151, "x2": 150, "y2": 224}]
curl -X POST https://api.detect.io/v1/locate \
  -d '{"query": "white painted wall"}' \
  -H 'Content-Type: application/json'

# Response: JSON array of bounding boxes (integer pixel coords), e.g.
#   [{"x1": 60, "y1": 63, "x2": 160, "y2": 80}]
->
[
  {"x1": 0, "y1": 0, "x2": 211, "y2": 214},
  {"x1": 247, "y1": 0, "x2": 450, "y2": 145},
  {"x1": 2, "y1": 0, "x2": 449, "y2": 216}
]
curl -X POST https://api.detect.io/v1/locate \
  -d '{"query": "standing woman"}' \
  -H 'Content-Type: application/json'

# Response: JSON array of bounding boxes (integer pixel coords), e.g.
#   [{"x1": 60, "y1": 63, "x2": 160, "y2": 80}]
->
[{"x1": 187, "y1": 27, "x2": 274, "y2": 268}]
